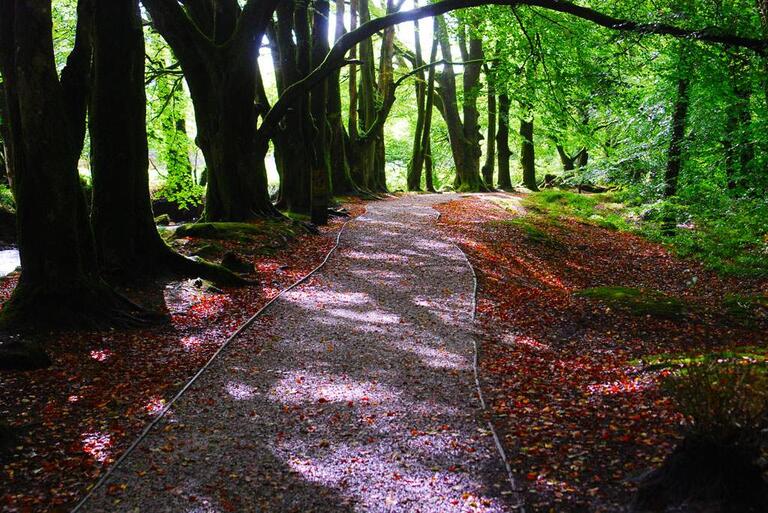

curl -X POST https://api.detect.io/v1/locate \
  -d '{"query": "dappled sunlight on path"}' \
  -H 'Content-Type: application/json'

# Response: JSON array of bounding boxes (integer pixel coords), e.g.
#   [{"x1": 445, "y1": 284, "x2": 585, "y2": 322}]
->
[{"x1": 80, "y1": 195, "x2": 519, "y2": 512}]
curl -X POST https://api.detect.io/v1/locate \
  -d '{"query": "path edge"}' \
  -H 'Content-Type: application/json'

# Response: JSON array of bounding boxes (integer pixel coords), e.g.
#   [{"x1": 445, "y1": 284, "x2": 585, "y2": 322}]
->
[
  {"x1": 70, "y1": 214, "x2": 358, "y2": 513},
  {"x1": 435, "y1": 205, "x2": 527, "y2": 513}
]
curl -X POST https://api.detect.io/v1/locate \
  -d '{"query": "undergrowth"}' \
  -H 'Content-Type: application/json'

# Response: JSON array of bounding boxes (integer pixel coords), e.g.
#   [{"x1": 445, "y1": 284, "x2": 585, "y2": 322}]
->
[{"x1": 520, "y1": 189, "x2": 768, "y2": 278}]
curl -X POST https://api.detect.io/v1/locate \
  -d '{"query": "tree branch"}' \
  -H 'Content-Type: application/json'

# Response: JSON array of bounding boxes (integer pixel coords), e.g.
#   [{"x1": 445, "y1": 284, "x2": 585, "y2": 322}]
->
[{"x1": 257, "y1": 0, "x2": 767, "y2": 144}]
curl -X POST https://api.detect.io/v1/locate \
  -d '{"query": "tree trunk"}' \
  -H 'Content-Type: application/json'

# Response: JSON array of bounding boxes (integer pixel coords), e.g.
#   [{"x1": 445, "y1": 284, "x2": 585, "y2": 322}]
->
[
  {"x1": 664, "y1": 47, "x2": 690, "y2": 198},
  {"x1": 309, "y1": 0, "x2": 330, "y2": 225},
  {"x1": 272, "y1": 0, "x2": 313, "y2": 214},
  {"x1": 458, "y1": 25, "x2": 485, "y2": 190},
  {"x1": 89, "y1": 0, "x2": 240, "y2": 284},
  {"x1": 327, "y1": 0, "x2": 356, "y2": 195},
  {"x1": 0, "y1": 0, "x2": 147, "y2": 328},
  {"x1": 424, "y1": 138, "x2": 435, "y2": 192},
  {"x1": 435, "y1": 16, "x2": 468, "y2": 186},
  {"x1": 406, "y1": 2, "x2": 426, "y2": 192},
  {"x1": 422, "y1": 21, "x2": 439, "y2": 193},
  {"x1": 481, "y1": 65, "x2": 496, "y2": 187},
  {"x1": 520, "y1": 116, "x2": 537, "y2": 191},
  {"x1": 143, "y1": 0, "x2": 277, "y2": 221},
  {"x1": 496, "y1": 93, "x2": 512, "y2": 189}
]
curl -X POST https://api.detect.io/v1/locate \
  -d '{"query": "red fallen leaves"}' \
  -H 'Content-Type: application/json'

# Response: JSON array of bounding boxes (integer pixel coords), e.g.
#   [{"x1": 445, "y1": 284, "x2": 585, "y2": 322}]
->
[
  {"x1": 0, "y1": 203, "x2": 364, "y2": 513},
  {"x1": 435, "y1": 195, "x2": 767, "y2": 513}
]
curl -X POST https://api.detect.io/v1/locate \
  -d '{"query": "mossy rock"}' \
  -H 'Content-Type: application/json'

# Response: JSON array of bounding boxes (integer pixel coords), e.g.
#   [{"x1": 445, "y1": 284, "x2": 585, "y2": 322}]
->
[
  {"x1": 575, "y1": 286, "x2": 685, "y2": 318},
  {"x1": 174, "y1": 221, "x2": 298, "y2": 242},
  {"x1": 220, "y1": 252, "x2": 253, "y2": 274},
  {"x1": 191, "y1": 243, "x2": 223, "y2": 259}
]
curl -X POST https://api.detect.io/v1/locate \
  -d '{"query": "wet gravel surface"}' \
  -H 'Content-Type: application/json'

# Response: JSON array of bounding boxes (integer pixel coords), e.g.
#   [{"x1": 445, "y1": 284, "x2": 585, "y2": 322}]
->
[{"x1": 80, "y1": 194, "x2": 518, "y2": 512}]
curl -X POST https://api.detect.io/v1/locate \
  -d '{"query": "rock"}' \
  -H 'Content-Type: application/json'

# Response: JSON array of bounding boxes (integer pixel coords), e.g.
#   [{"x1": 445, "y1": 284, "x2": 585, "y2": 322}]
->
[
  {"x1": 0, "y1": 337, "x2": 51, "y2": 370},
  {"x1": 191, "y1": 243, "x2": 221, "y2": 259},
  {"x1": 154, "y1": 214, "x2": 171, "y2": 226},
  {"x1": 221, "y1": 252, "x2": 253, "y2": 274}
]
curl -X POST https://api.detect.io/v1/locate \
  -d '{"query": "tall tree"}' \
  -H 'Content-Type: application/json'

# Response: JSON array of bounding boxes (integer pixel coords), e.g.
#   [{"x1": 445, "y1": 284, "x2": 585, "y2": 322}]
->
[
  {"x1": 0, "y1": 0, "x2": 146, "y2": 328},
  {"x1": 519, "y1": 114, "x2": 537, "y2": 190},
  {"x1": 142, "y1": 0, "x2": 279, "y2": 221},
  {"x1": 89, "y1": 0, "x2": 239, "y2": 282},
  {"x1": 496, "y1": 93, "x2": 513, "y2": 189},
  {"x1": 481, "y1": 63, "x2": 497, "y2": 187},
  {"x1": 664, "y1": 44, "x2": 691, "y2": 198}
]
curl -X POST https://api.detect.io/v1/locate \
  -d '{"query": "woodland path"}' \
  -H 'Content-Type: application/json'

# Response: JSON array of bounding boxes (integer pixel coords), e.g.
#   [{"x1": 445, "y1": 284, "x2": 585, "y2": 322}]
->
[{"x1": 80, "y1": 194, "x2": 520, "y2": 513}]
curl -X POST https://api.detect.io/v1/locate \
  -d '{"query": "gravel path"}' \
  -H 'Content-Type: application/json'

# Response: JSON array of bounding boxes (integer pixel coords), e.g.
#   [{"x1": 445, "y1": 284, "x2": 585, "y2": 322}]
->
[{"x1": 79, "y1": 194, "x2": 520, "y2": 513}]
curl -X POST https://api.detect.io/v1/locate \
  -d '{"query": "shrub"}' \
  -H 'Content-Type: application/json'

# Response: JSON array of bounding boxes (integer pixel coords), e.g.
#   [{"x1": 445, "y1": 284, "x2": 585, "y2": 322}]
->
[{"x1": 635, "y1": 358, "x2": 768, "y2": 512}]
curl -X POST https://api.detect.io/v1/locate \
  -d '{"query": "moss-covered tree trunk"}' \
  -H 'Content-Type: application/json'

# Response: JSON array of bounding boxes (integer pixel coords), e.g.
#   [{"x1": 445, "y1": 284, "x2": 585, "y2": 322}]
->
[
  {"x1": 422, "y1": 29, "x2": 439, "y2": 193},
  {"x1": 457, "y1": 24, "x2": 486, "y2": 190},
  {"x1": 309, "y1": 0, "x2": 331, "y2": 225},
  {"x1": 272, "y1": 0, "x2": 313, "y2": 214},
  {"x1": 143, "y1": 0, "x2": 277, "y2": 221},
  {"x1": 89, "y1": 0, "x2": 240, "y2": 284},
  {"x1": 0, "y1": 0, "x2": 147, "y2": 328},
  {"x1": 496, "y1": 94, "x2": 512, "y2": 190}
]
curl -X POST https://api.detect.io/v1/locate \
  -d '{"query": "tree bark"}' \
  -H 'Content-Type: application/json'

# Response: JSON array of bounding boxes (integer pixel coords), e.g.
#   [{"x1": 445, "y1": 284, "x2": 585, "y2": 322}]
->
[
  {"x1": 89, "y1": 0, "x2": 241, "y2": 284},
  {"x1": 481, "y1": 64, "x2": 497, "y2": 187},
  {"x1": 520, "y1": 116, "x2": 537, "y2": 191},
  {"x1": 272, "y1": 0, "x2": 313, "y2": 214},
  {"x1": 309, "y1": 0, "x2": 331, "y2": 225},
  {"x1": 327, "y1": 0, "x2": 356, "y2": 195},
  {"x1": 406, "y1": 1, "x2": 426, "y2": 191},
  {"x1": 422, "y1": 21, "x2": 439, "y2": 193},
  {"x1": 0, "y1": 0, "x2": 148, "y2": 328},
  {"x1": 664, "y1": 45, "x2": 690, "y2": 198},
  {"x1": 496, "y1": 93, "x2": 512, "y2": 189},
  {"x1": 143, "y1": 0, "x2": 278, "y2": 221}
]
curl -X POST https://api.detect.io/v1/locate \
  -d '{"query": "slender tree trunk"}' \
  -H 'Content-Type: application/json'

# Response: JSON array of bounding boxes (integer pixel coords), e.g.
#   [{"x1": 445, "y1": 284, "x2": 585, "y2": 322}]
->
[
  {"x1": 0, "y1": 0, "x2": 147, "y2": 328},
  {"x1": 496, "y1": 93, "x2": 512, "y2": 189},
  {"x1": 424, "y1": 138, "x2": 435, "y2": 192},
  {"x1": 664, "y1": 46, "x2": 690, "y2": 198},
  {"x1": 520, "y1": 116, "x2": 537, "y2": 191},
  {"x1": 309, "y1": 0, "x2": 330, "y2": 225},
  {"x1": 327, "y1": 0, "x2": 356, "y2": 195},
  {"x1": 406, "y1": 2, "x2": 426, "y2": 191},
  {"x1": 422, "y1": 21, "x2": 439, "y2": 193},
  {"x1": 481, "y1": 65, "x2": 497, "y2": 187}
]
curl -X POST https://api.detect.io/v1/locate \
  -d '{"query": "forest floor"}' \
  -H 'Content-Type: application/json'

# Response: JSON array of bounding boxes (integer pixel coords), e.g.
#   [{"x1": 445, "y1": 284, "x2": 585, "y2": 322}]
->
[
  {"x1": 435, "y1": 192, "x2": 768, "y2": 512},
  {"x1": 74, "y1": 194, "x2": 518, "y2": 513},
  {"x1": 0, "y1": 200, "x2": 364, "y2": 512},
  {"x1": 1, "y1": 192, "x2": 766, "y2": 513}
]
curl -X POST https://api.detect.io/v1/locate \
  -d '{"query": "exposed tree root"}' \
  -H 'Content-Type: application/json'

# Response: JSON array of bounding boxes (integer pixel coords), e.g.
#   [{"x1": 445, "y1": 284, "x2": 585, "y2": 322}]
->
[{"x1": 0, "y1": 279, "x2": 158, "y2": 331}]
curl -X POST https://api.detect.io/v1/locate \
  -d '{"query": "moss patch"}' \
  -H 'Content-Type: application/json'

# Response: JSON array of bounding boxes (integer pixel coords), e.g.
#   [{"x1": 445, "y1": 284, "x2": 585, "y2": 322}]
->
[
  {"x1": 174, "y1": 221, "x2": 299, "y2": 243},
  {"x1": 722, "y1": 293, "x2": 768, "y2": 323},
  {"x1": 575, "y1": 286, "x2": 685, "y2": 318}
]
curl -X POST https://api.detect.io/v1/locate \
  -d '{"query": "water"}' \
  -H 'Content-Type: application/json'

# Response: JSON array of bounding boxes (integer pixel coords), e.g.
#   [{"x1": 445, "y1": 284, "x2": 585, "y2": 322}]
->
[{"x1": 0, "y1": 249, "x2": 20, "y2": 277}]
